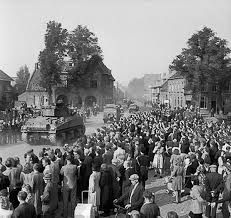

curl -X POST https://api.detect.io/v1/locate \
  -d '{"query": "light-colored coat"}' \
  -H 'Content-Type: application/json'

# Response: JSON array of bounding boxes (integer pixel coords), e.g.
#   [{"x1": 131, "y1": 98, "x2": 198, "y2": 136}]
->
[
  {"x1": 190, "y1": 185, "x2": 205, "y2": 214},
  {"x1": 88, "y1": 171, "x2": 101, "y2": 207}
]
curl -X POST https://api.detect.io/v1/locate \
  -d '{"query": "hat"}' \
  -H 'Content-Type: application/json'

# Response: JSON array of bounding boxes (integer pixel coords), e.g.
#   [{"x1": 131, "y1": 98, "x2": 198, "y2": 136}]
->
[
  {"x1": 209, "y1": 164, "x2": 217, "y2": 169},
  {"x1": 129, "y1": 174, "x2": 139, "y2": 181},
  {"x1": 43, "y1": 173, "x2": 52, "y2": 180}
]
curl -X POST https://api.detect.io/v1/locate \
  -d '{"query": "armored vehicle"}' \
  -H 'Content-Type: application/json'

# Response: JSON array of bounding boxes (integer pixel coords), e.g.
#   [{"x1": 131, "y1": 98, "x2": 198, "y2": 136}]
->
[
  {"x1": 103, "y1": 104, "x2": 121, "y2": 123},
  {"x1": 21, "y1": 104, "x2": 85, "y2": 145}
]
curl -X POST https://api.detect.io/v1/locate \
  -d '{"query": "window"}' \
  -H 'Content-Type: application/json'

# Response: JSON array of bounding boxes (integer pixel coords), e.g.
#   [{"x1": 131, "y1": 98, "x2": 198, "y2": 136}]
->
[
  {"x1": 68, "y1": 62, "x2": 73, "y2": 67},
  {"x1": 200, "y1": 96, "x2": 207, "y2": 109},
  {"x1": 41, "y1": 96, "x2": 44, "y2": 106},
  {"x1": 90, "y1": 80, "x2": 98, "y2": 88},
  {"x1": 178, "y1": 97, "x2": 180, "y2": 106},
  {"x1": 212, "y1": 85, "x2": 218, "y2": 92}
]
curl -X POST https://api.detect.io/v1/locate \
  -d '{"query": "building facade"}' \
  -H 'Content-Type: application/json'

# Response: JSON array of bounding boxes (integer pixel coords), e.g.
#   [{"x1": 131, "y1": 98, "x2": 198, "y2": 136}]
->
[
  {"x1": 159, "y1": 70, "x2": 231, "y2": 115},
  {"x1": 18, "y1": 61, "x2": 115, "y2": 110},
  {"x1": 159, "y1": 80, "x2": 168, "y2": 104},
  {"x1": 167, "y1": 72, "x2": 186, "y2": 108},
  {"x1": 0, "y1": 70, "x2": 14, "y2": 110},
  {"x1": 143, "y1": 74, "x2": 161, "y2": 102}
]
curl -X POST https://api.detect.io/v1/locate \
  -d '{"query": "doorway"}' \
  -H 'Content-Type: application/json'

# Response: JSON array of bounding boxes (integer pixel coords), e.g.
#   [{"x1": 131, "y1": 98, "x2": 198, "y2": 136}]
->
[{"x1": 211, "y1": 99, "x2": 217, "y2": 113}]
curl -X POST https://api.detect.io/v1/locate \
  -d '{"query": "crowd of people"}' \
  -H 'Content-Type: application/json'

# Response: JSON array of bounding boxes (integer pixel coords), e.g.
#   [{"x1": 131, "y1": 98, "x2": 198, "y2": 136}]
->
[{"x1": 1, "y1": 106, "x2": 231, "y2": 218}]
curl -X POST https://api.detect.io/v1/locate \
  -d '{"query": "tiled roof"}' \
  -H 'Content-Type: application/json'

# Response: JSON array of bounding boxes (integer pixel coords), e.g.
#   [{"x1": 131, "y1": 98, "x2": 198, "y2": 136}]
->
[
  {"x1": 168, "y1": 71, "x2": 184, "y2": 80},
  {"x1": 160, "y1": 80, "x2": 168, "y2": 92},
  {"x1": 0, "y1": 70, "x2": 13, "y2": 81}
]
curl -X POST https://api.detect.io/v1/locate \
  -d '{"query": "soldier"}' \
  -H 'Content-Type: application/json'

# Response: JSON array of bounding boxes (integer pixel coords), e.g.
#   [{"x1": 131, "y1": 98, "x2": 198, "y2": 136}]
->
[{"x1": 204, "y1": 165, "x2": 224, "y2": 218}]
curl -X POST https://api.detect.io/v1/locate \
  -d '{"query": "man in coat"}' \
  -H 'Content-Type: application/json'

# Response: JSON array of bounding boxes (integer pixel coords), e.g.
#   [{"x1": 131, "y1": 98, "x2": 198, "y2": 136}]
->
[
  {"x1": 204, "y1": 164, "x2": 224, "y2": 218},
  {"x1": 13, "y1": 191, "x2": 36, "y2": 218},
  {"x1": 31, "y1": 163, "x2": 44, "y2": 217},
  {"x1": 81, "y1": 149, "x2": 93, "y2": 191},
  {"x1": 60, "y1": 154, "x2": 78, "y2": 218},
  {"x1": 136, "y1": 147, "x2": 149, "y2": 187},
  {"x1": 41, "y1": 173, "x2": 57, "y2": 218},
  {"x1": 114, "y1": 174, "x2": 144, "y2": 215}
]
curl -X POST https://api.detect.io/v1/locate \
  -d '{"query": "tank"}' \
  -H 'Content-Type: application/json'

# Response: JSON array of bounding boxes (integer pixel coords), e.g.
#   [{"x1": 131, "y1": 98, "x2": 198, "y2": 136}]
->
[{"x1": 21, "y1": 104, "x2": 85, "y2": 146}]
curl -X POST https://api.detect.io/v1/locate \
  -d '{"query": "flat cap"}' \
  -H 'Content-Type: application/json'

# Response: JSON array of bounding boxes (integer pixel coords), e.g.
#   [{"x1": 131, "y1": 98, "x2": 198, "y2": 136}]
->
[{"x1": 129, "y1": 174, "x2": 139, "y2": 181}]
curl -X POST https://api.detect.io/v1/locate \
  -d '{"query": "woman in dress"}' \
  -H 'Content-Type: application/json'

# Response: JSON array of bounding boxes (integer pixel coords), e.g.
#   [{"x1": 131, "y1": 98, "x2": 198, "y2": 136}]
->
[
  {"x1": 88, "y1": 164, "x2": 101, "y2": 214},
  {"x1": 171, "y1": 156, "x2": 184, "y2": 203},
  {"x1": 152, "y1": 142, "x2": 164, "y2": 177},
  {"x1": 189, "y1": 179, "x2": 205, "y2": 218}
]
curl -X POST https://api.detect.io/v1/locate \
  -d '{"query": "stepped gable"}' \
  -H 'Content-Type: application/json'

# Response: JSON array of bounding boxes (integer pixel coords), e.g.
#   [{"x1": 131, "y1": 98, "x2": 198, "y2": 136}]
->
[
  {"x1": 26, "y1": 68, "x2": 46, "y2": 91},
  {"x1": 0, "y1": 70, "x2": 13, "y2": 81}
]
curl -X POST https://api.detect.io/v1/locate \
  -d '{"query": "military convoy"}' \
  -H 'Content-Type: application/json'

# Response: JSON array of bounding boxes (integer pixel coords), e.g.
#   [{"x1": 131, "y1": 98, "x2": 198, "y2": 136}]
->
[{"x1": 21, "y1": 104, "x2": 85, "y2": 146}]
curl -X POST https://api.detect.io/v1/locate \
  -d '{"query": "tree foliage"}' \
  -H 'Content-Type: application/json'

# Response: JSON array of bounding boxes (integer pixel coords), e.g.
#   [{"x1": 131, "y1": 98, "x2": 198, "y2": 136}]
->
[
  {"x1": 39, "y1": 21, "x2": 68, "y2": 92},
  {"x1": 67, "y1": 25, "x2": 103, "y2": 87},
  {"x1": 67, "y1": 25, "x2": 102, "y2": 62},
  {"x1": 170, "y1": 27, "x2": 231, "y2": 93},
  {"x1": 15, "y1": 65, "x2": 30, "y2": 95},
  {"x1": 39, "y1": 22, "x2": 103, "y2": 91}
]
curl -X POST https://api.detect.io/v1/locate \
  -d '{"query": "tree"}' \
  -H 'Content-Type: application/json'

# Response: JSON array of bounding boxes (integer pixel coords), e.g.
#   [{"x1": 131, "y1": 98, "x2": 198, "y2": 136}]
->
[
  {"x1": 170, "y1": 27, "x2": 231, "y2": 108},
  {"x1": 15, "y1": 65, "x2": 30, "y2": 95},
  {"x1": 67, "y1": 25, "x2": 103, "y2": 87},
  {"x1": 38, "y1": 21, "x2": 68, "y2": 101},
  {"x1": 67, "y1": 25, "x2": 102, "y2": 62}
]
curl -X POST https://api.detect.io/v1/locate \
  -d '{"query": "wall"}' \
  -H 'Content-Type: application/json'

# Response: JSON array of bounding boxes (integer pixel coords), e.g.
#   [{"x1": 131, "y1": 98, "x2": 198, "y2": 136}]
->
[
  {"x1": 18, "y1": 91, "x2": 49, "y2": 108},
  {"x1": 168, "y1": 78, "x2": 186, "y2": 108}
]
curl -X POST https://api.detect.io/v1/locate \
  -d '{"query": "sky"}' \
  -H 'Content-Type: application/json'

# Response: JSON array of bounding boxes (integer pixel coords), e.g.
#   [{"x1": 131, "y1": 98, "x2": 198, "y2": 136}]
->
[{"x1": 0, "y1": 0, "x2": 231, "y2": 86}]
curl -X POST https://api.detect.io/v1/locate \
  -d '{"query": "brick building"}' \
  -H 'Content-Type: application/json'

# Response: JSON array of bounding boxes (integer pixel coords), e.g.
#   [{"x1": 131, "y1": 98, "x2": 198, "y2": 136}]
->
[{"x1": 18, "y1": 60, "x2": 115, "y2": 110}]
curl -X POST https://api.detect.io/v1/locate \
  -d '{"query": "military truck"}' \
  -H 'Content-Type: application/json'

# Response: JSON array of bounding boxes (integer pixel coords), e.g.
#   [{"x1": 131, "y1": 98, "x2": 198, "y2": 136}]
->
[
  {"x1": 103, "y1": 104, "x2": 121, "y2": 123},
  {"x1": 21, "y1": 104, "x2": 85, "y2": 146}
]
